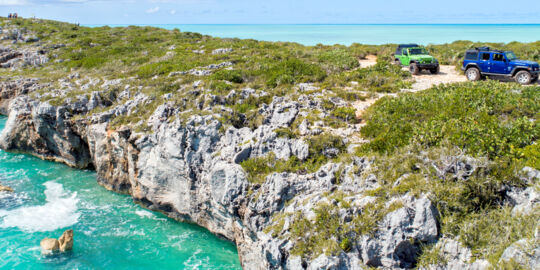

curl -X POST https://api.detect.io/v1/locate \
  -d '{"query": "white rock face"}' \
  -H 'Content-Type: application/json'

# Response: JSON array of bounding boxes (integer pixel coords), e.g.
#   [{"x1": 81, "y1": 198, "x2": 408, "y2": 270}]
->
[
  {"x1": 420, "y1": 238, "x2": 491, "y2": 270},
  {"x1": 499, "y1": 239, "x2": 540, "y2": 269},
  {"x1": 212, "y1": 48, "x2": 233, "y2": 55},
  {"x1": 2, "y1": 76, "x2": 537, "y2": 270}
]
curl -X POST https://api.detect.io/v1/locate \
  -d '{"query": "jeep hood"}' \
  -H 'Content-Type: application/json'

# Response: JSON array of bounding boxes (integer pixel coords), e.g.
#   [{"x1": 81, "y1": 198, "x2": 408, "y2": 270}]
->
[
  {"x1": 511, "y1": 60, "x2": 539, "y2": 66},
  {"x1": 410, "y1": 54, "x2": 434, "y2": 59}
]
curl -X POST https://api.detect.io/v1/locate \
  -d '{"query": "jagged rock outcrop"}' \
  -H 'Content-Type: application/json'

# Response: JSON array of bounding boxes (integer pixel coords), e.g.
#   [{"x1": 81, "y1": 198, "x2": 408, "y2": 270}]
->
[
  {"x1": 499, "y1": 238, "x2": 540, "y2": 269},
  {"x1": 0, "y1": 47, "x2": 49, "y2": 69},
  {"x1": 1, "y1": 26, "x2": 39, "y2": 43},
  {"x1": 0, "y1": 96, "x2": 92, "y2": 168},
  {"x1": 1, "y1": 76, "x2": 536, "y2": 269},
  {"x1": 420, "y1": 238, "x2": 490, "y2": 270},
  {"x1": 59, "y1": 229, "x2": 74, "y2": 252},
  {"x1": 40, "y1": 229, "x2": 74, "y2": 253},
  {"x1": 0, "y1": 78, "x2": 42, "y2": 114},
  {"x1": 0, "y1": 85, "x2": 445, "y2": 269}
]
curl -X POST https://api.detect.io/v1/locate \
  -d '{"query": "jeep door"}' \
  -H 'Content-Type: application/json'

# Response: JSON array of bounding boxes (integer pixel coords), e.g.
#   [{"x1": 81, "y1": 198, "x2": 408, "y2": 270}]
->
[
  {"x1": 400, "y1": 49, "x2": 410, "y2": 65},
  {"x1": 478, "y1": 52, "x2": 490, "y2": 72},
  {"x1": 490, "y1": 53, "x2": 509, "y2": 74}
]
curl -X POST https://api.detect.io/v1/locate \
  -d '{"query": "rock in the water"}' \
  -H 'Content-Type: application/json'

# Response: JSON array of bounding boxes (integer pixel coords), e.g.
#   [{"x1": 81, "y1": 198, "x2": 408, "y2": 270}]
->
[
  {"x1": 59, "y1": 229, "x2": 74, "y2": 252},
  {"x1": 40, "y1": 238, "x2": 60, "y2": 252},
  {"x1": 40, "y1": 229, "x2": 73, "y2": 253},
  {"x1": 0, "y1": 184, "x2": 13, "y2": 192}
]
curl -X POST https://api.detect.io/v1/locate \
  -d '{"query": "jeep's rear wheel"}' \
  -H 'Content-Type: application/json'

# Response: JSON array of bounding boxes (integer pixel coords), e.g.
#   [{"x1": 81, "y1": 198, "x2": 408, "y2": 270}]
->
[
  {"x1": 430, "y1": 65, "x2": 440, "y2": 74},
  {"x1": 409, "y1": 63, "x2": 420, "y2": 75},
  {"x1": 394, "y1": 59, "x2": 401, "y2": 66},
  {"x1": 515, "y1": 71, "x2": 532, "y2": 85},
  {"x1": 466, "y1": 67, "x2": 481, "y2": 81}
]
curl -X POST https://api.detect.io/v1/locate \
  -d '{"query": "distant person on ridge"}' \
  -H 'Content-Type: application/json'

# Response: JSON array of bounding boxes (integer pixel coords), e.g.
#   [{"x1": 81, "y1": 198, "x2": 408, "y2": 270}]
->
[{"x1": 8, "y1": 13, "x2": 12, "y2": 19}]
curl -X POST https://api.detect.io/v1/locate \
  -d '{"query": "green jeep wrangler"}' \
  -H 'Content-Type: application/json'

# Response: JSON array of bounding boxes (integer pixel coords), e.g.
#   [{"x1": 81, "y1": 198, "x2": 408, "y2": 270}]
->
[{"x1": 394, "y1": 44, "x2": 440, "y2": 75}]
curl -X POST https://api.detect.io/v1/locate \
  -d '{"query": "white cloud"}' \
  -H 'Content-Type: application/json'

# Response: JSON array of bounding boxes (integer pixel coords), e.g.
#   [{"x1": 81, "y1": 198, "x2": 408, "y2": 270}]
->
[
  {"x1": 145, "y1": 6, "x2": 159, "y2": 13},
  {"x1": 169, "y1": 9, "x2": 176, "y2": 15},
  {"x1": 0, "y1": 0, "x2": 27, "y2": 5}
]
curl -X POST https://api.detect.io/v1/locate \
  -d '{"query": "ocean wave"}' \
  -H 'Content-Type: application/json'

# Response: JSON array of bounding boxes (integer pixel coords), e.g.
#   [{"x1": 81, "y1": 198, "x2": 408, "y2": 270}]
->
[
  {"x1": 135, "y1": 209, "x2": 155, "y2": 219},
  {"x1": 0, "y1": 190, "x2": 29, "y2": 210},
  {"x1": 0, "y1": 181, "x2": 80, "y2": 232},
  {"x1": 184, "y1": 249, "x2": 210, "y2": 270}
]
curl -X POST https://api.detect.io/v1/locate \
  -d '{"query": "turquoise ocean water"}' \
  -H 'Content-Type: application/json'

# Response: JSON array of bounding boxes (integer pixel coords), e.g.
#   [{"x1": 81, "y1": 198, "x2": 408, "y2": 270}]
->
[
  {"x1": 86, "y1": 24, "x2": 540, "y2": 45},
  {"x1": 0, "y1": 115, "x2": 241, "y2": 269}
]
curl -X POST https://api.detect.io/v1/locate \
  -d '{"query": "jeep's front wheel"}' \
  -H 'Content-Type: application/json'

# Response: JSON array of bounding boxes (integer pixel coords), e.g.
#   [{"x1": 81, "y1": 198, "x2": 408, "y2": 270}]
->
[
  {"x1": 430, "y1": 65, "x2": 440, "y2": 74},
  {"x1": 409, "y1": 63, "x2": 420, "y2": 75},
  {"x1": 515, "y1": 71, "x2": 532, "y2": 85},
  {"x1": 466, "y1": 67, "x2": 481, "y2": 81}
]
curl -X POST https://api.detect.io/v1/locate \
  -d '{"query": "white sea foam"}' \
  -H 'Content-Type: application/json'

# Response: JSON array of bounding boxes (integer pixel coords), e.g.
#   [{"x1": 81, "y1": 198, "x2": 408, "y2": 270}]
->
[
  {"x1": 184, "y1": 249, "x2": 209, "y2": 270},
  {"x1": 0, "y1": 181, "x2": 80, "y2": 232},
  {"x1": 135, "y1": 209, "x2": 154, "y2": 219}
]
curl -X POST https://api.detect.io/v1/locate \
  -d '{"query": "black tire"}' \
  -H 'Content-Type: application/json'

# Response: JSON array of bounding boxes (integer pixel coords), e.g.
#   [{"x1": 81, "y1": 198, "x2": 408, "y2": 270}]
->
[
  {"x1": 394, "y1": 59, "x2": 401, "y2": 66},
  {"x1": 514, "y1": 70, "x2": 532, "y2": 85},
  {"x1": 430, "y1": 65, "x2": 440, "y2": 74},
  {"x1": 409, "y1": 63, "x2": 420, "y2": 75},
  {"x1": 465, "y1": 67, "x2": 481, "y2": 81}
]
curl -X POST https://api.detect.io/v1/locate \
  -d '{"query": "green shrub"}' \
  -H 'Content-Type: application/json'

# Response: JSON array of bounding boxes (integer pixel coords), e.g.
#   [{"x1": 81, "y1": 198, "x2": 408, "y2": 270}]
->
[
  {"x1": 240, "y1": 134, "x2": 346, "y2": 183},
  {"x1": 210, "y1": 81, "x2": 232, "y2": 95},
  {"x1": 137, "y1": 62, "x2": 174, "y2": 78},
  {"x1": 360, "y1": 82, "x2": 540, "y2": 161},
  {"x1": 345, "y1": 60, "x2": 411, "y2": 93},
  {"x1": 317, "y1": 49, "x2": 359, "y2": 72},
  {"x1": 266, "y1": 58, "x2": 327, "y2": 87},
  {"x1": 331, "y1": 107, "x2": 357, "y2": 123},
  {"x1": 212, "y1": 69, "x2": 244, "y2": 83}
]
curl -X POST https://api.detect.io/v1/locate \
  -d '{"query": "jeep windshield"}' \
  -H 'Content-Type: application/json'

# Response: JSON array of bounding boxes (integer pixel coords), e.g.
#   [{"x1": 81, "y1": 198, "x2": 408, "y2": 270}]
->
[
  {"x1": 409, "y1": 48, "x2": 428, "y2": 55},
  {"x1": 505, "y1": 51, "x2": 518, "y2": 60}
]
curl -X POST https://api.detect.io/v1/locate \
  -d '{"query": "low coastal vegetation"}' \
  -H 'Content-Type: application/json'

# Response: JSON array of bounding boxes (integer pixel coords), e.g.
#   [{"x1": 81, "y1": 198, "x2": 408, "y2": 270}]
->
[{"x1": 1, "y1": 17, "x2": 539, "y2": 269}]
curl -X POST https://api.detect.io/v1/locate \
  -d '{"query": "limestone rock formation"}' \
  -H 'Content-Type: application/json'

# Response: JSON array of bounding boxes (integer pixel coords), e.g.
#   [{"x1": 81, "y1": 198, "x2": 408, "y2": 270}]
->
[
  {"x1": 0, "y1": 183, "x2": 13, "y2": 192},
  {"x1": 59, "y1": 229, "x2": 74, "y2": 252},
  {"x1": 40, "y1": 230, "x2": 74, "y2": 253},
  {"x1": 40, "y1": 238, "x2": 60, "y2": 252},
  {"x1": 499, "y1": 238, "x2": 540, "y2": 269}
]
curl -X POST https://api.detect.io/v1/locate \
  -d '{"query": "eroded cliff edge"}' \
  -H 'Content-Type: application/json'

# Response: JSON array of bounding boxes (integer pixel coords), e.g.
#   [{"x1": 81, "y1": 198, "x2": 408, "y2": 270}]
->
[{"x1": 1, "y1": 18, "x2": 539, "y2": 269}]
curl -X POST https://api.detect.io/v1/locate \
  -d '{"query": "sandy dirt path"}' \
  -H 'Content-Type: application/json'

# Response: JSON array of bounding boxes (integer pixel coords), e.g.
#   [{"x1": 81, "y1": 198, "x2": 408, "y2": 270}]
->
[
  {"x1": 405, "y1": 65, "x2": 467, "y2": 91},
  {"x1": 358, "y1": 55, "x2": 378, "y2": 68}
]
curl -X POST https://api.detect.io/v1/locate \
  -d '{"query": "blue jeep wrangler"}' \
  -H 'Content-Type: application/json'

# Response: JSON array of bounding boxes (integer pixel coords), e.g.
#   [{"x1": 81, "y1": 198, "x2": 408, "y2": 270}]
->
[{"x1": 462, "y1": 47, "x2": 539, "y2": 85}]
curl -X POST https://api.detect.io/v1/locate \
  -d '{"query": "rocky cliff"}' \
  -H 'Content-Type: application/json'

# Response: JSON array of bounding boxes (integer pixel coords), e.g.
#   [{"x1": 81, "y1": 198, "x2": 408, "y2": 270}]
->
[
  {"x1": 0, "y1": 78, "x2": 437, "y2": 268},
  {"x1": 0, "y1": 17, "x2": 538, "y2": 270}
]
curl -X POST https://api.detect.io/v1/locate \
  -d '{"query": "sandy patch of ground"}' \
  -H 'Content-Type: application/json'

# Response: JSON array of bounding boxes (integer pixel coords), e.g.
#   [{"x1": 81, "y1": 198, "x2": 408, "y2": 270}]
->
[
  {"x1": 358, "y1": 55, "x2": 378, "y2": 68},
  {"x1": 354, "y1": 96, "x2": 379, "y2": 120},
  {"x1": 404, "y1": 65, "x2": 467, "y2": 92}
]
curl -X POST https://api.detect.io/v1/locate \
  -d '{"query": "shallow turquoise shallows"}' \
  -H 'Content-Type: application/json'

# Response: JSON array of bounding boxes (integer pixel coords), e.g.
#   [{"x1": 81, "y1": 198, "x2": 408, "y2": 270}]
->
[
  {"x1": 0, "y1": 115, "x2": 241, "y2": 270},
  {"x1": 86, "y1": 24, "x2": 540, "y2": 46}
]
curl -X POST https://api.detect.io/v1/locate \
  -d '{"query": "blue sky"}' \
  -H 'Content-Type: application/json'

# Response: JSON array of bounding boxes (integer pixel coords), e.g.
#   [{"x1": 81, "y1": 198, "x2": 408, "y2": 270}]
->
[{"x1": 1, "y1": 0, "x2": 539, "y2": 24}]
